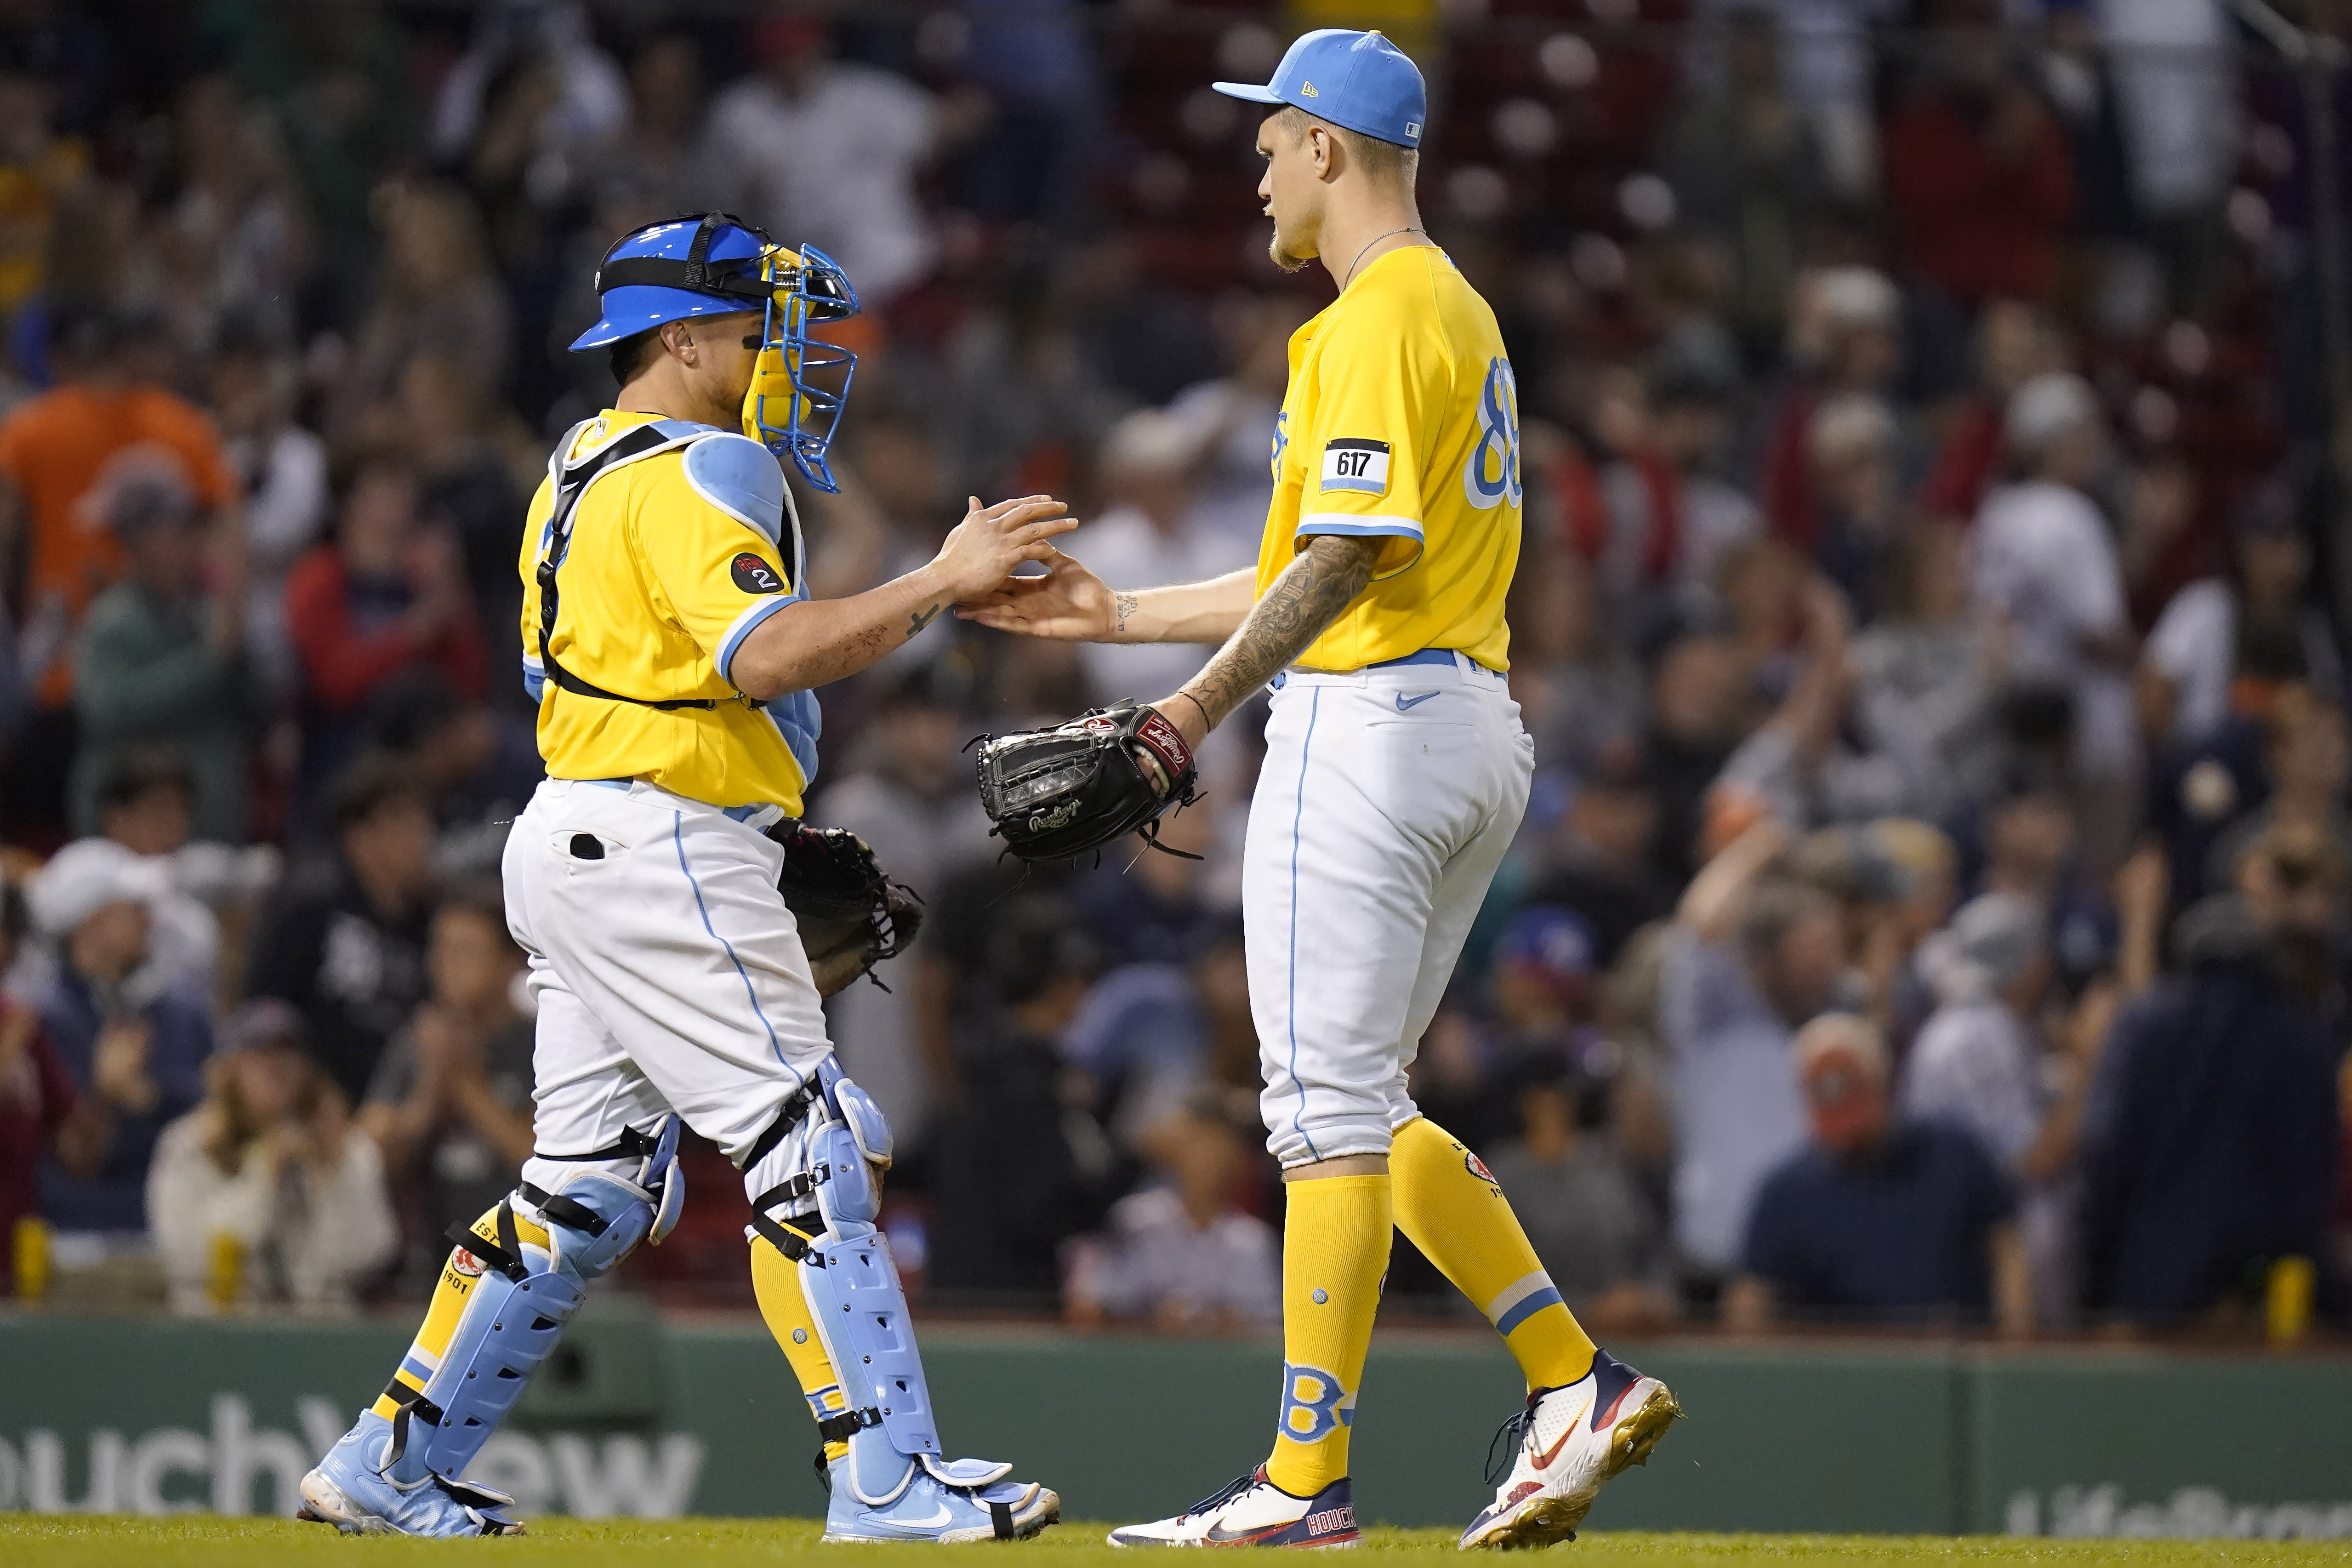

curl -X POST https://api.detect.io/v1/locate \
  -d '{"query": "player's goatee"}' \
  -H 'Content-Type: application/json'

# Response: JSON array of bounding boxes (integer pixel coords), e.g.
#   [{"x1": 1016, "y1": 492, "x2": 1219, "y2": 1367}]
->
[{"x1": 1268, "y1": 233, "x2": 1311, "y2": 274}]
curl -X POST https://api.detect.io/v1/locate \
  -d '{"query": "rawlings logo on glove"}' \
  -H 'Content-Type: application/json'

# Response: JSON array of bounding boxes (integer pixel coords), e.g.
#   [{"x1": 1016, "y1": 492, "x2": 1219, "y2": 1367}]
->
[{"x1": 973, "y1": 699, "x2": 1202, "y2": 864}]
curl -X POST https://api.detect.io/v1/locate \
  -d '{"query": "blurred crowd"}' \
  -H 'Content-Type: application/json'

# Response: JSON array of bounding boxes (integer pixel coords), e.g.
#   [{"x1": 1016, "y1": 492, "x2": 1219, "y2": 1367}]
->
[{"x1": 2, "y1": 0, "x2": 2351, "y2": 1342}]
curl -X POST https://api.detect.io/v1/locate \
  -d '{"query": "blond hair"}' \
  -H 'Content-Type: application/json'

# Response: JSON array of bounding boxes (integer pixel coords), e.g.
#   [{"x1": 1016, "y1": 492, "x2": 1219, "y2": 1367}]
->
[{"x1": 1273, "y1": 104, "x2": 1419, "y2": 188}]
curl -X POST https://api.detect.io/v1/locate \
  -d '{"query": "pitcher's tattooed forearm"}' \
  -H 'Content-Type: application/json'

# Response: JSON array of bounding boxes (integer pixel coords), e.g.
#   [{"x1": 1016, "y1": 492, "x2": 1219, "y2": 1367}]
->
[
  {"x1": 1179, "y1": 534, "x2": 1379, "y2": 730},
  {"x1": 1114, "y1": 592, "x2": 1138, "y2": 638},
  {"x1": 907, "y1": 603, "x2": 942, "y2": 639}
]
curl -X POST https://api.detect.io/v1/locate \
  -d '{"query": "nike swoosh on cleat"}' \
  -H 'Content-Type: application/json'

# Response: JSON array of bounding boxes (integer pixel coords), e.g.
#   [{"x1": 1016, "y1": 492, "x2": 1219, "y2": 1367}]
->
[
  {"x1": 897, "y1": 1505, "x2": 955, "y2": 1529},
  {"x1": 1395, "y1": 691, "x2": 1441, "y2": 711},
  {"x1": 1530, "y1": 1397, "x2": 1596, "y2": 1470}
]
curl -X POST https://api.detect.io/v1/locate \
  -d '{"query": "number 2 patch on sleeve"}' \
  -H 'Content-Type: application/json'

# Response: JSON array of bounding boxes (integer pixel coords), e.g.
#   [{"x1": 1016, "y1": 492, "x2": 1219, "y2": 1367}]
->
[
  {"x1": 1320, "y1": 438, "x2": 1391, "y2": 496},
  {"x1": 731, "y1": 553, "x2": 786, "y2": 594}
]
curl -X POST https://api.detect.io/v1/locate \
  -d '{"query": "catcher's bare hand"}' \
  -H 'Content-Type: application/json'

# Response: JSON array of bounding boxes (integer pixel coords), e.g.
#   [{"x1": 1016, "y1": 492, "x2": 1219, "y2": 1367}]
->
[
  {"x1": 930, "y1": 495, "x2": 1079, "y2": 603},
  {"x1": 956, "y1": 548, "x2": 1117, "y2": 640}
]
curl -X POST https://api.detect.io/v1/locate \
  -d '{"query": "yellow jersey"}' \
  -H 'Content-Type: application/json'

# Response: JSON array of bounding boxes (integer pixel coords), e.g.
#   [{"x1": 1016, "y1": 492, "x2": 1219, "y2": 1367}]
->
[
  {"x1": 518, "y1": 410, "x2": 817, "y2": 814},
  {"x1": 1254, "y1": 244, "x2": 1521, "y2": 673}
]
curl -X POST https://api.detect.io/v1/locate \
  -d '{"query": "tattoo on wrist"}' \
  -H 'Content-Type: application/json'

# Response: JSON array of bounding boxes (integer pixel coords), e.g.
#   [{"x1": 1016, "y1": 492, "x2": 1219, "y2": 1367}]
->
[
  {"x1": 907, "y1": 603, "x2": 941, "y2": 639},
  {"x1": 1114, "y1": 592, "x2": 1137, "y2": 637},
  {"x1": 1185, "y1": 536, "x2": 1378, "y2": 728}
]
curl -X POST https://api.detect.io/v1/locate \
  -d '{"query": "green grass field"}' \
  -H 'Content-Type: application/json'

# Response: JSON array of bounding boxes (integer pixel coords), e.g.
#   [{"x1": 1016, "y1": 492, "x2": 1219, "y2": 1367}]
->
[{"x1": 6, "y1": 1519, "x2": 2352, "y2": 1567}]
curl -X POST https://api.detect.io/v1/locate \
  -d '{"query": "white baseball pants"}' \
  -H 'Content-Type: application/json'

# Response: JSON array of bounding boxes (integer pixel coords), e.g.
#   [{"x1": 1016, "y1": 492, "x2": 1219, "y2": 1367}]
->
[
  {"x1": 501, "y1": 777, "x2": 831, "y2": 1198},
  {"x1": 1244, "y1": 653, "x2": 1534, "y2": 1168}
]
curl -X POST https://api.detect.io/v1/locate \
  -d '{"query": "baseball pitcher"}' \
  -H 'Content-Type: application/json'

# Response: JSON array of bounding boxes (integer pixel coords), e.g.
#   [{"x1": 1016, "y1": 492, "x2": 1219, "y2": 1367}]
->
[{"x1": 966, "y1": 33, "x2": 1679, "y2": 1549}]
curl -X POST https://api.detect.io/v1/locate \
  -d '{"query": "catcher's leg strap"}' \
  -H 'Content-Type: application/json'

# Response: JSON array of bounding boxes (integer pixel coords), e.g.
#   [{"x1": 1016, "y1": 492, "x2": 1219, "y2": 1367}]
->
[
  {"x1": 383, "y1": 1168, "x2": 662, "y2": 1486},
  {"x1": 741, "y1": 1078, "x2": 832, "y2": 1261},
  {"x1": 741, "y1": 1061, "x2": 881, "y2": 1255}
]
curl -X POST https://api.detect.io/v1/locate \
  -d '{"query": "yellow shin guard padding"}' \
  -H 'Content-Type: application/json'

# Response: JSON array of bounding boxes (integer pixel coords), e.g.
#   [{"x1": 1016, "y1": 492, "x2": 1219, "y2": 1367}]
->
[
  {"x1": 1390, "y1": 1116, "x2": 1596, "y2": 1391},
  {"x1": 1264, "y1": 1173, "x2": 1391, "y2": 1496},
  {"x1": 752, "y1": 1229, "x2": 851, "y2": 1465},
  {"x1": 370, "y1": 1204, "x2": 553, "y2": 1421}
]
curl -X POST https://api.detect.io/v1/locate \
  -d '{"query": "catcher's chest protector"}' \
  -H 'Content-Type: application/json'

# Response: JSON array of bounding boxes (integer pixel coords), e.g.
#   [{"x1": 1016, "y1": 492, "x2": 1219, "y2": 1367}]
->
[
  {"x1": 534, "y1": 420, "x2": 713, "y2": 710},
  {"x1": 533, "y1": 418, "x2": 810, "y2": 709}
]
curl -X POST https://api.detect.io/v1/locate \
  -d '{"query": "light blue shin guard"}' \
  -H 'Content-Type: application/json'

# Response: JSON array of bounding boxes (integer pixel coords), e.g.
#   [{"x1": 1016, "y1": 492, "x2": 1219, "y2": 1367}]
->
[
  {"x1": 383, "y1": 1120, "x2": 681, "y2": 1488},
  {"x1": 766, "y1": 1065, "x2": 1018, "y2": 1506}
]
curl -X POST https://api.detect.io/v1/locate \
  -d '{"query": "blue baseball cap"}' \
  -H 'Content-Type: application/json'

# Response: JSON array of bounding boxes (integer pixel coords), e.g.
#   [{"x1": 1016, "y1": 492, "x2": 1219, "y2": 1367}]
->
[{"x1": 1213, "y1": 28, "x2": 1426, "y2": 150}]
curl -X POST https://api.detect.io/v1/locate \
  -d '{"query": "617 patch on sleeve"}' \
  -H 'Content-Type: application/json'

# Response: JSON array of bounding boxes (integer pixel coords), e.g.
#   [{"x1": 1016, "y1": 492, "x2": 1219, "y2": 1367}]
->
[{"x1": 1320, "y1": 438, "x2": 1391, "y2": 496}]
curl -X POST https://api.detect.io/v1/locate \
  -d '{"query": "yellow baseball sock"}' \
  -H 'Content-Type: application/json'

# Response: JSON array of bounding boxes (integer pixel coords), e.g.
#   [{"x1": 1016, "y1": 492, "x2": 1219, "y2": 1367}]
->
[
  {"x1": 369, "y1": 1204, "x2": 552, "y2": 1421},
  {"x1": 751, "y1": 1230, "x2": 853, "y2": 1466},
  {"x1": 1390, "y1": 1117, "x2": 1596, "y2": 1391},
  {"x1": 1263, "y1": 1173, "x2": 1391, "y2": 1496}
]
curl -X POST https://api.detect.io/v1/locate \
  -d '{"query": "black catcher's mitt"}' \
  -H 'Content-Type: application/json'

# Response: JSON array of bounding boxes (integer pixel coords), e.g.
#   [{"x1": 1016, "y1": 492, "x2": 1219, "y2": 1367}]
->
[
  {"x1": 766, "y1": 824, "x2": 924, "y2": 995},
  {"x1": 973, "y1": 700, "x2": 1201, "y2": 863}
]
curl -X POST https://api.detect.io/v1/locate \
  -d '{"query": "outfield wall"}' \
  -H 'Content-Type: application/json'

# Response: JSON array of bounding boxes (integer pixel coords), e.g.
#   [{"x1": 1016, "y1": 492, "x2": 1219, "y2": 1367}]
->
[{"x1": 3, "y1": 1307, "x2": 2349, "y2": 1537}]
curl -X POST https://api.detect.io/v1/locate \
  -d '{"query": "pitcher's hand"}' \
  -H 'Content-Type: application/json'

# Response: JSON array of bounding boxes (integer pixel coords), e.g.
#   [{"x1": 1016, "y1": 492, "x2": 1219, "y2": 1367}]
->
[
  {"x1": 956, "y1": 548, "x2": 1118, "y2": 641},
  {"x1": 928, "y1": 496, "x2": 1079, "y2": 603}
]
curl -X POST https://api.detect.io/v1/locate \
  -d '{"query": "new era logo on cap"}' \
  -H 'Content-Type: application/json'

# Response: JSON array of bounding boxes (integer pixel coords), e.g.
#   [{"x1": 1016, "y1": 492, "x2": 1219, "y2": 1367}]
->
[{"x1": 1211, "y1": 28, "x2": 1428, "y2": 148}]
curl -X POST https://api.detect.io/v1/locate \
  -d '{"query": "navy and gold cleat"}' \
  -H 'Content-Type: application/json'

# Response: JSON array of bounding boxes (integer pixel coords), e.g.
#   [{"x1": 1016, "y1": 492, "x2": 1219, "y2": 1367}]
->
[
  {"x1": 1458, "y1": 1349, "x2": 1680, "y2": 1550},
  {"x1": 1109, "y1": 1467, "x2": 1359, "y2": 1549}
]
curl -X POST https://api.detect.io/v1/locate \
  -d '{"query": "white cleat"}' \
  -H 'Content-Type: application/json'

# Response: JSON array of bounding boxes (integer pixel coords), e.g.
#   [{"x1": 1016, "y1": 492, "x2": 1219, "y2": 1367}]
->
[
  {"x1": 293, "y1": 1413, "x2": 526, "y2": 1538},
  {"x1": 295, "y1": 1468, "x2": 399, "y2": 1536},
  {"x1": 1109, "y1": 1466, "x2": 1360, "y2": 1548},
  {"x1": 819, "y1": 1453, "x2": 1060, "y2": 1544},
  {"x1": 1457, "y1": 1350, "x2": 1680, "y2": 1550}
]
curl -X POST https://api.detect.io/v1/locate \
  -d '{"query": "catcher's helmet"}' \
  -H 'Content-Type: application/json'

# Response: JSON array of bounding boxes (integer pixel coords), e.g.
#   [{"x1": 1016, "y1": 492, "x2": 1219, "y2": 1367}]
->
[{"x1": 569, "y1": 211, "x2": 861, "y2": 491}]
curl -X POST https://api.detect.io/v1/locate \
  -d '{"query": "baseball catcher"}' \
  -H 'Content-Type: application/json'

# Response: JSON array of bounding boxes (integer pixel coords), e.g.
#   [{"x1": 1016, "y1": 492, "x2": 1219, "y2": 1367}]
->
[{"x1": 297, "y1": 211, "x2": 1065, "y2": 1542}]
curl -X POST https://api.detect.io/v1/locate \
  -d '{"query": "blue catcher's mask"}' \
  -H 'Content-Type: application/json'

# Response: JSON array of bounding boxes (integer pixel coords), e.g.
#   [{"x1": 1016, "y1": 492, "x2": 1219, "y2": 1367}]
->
[{"x1": 569, "y1": 211, "x2": 861, "y2": 492}]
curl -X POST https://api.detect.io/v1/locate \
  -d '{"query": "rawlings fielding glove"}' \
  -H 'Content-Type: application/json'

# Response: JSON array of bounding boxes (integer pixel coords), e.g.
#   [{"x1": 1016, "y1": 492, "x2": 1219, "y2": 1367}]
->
[
  {"x1": 766, "y1": 824, "x2": 924, "y2": 996},
  {"x1": 973, "y1": 700, "x2": 1200, "y2": 863}
]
